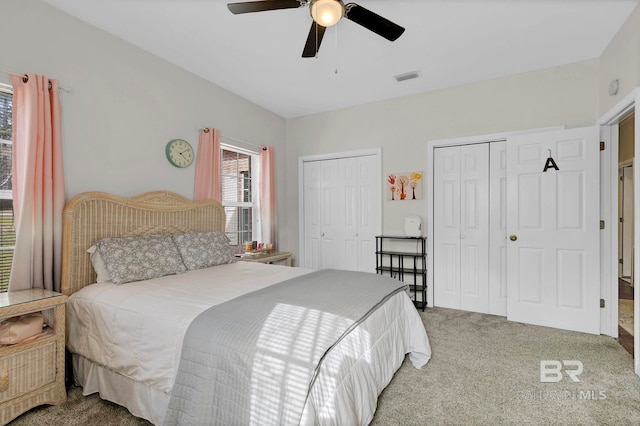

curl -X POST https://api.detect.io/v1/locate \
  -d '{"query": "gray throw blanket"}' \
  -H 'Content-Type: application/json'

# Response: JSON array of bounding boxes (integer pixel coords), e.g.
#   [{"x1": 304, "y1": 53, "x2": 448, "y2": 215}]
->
[{"x1": 164, "y1": 269, "x2": 407, "y2": 426}]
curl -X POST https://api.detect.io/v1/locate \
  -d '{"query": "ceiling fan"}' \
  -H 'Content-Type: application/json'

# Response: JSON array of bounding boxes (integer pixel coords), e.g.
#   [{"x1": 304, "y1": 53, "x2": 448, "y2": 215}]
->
[{"x1": 227, "y1": 0, "x2": 405, "y2": 58}]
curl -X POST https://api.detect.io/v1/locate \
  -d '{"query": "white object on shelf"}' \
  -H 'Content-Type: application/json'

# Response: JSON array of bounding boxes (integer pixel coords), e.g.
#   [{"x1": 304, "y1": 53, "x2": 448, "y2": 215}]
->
[{"x1": 405, "y1": 216, "x2": 422, "y2": 237}]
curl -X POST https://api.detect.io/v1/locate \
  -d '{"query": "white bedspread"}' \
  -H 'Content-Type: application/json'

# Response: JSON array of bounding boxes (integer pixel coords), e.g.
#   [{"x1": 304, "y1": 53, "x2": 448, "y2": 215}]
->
[
  {"x1": 66, "y1": 262, "x2": 431, "y2": 425},
  {"x1": 67, "y1": 262, "x2": 314, "y2": 393}
]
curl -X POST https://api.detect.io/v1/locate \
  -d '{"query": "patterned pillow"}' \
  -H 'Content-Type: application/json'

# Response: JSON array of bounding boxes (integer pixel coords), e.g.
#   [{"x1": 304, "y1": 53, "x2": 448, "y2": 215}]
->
[
  {"x1": 96, "y1": 235, "x2": 187, "y2": 284},
  {"x1": 172, "y1": 232, "x2": 237, "y2": 271}
]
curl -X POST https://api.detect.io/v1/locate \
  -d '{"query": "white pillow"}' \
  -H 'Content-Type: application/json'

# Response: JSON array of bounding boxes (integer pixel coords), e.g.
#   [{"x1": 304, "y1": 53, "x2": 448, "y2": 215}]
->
[{"x1": 87, "y1": 245, "x2": 112, "y2": 283}]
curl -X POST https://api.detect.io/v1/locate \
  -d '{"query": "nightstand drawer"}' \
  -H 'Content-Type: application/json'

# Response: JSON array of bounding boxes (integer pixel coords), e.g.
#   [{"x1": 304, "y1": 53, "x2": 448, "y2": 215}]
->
[{"x1": 0, "y1": 337, "x2": 56, "y2": 404}]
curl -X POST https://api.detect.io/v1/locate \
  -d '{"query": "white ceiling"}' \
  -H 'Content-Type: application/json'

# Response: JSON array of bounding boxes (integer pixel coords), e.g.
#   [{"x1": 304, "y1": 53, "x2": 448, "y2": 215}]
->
[{"x1": 42, "y1": 0, "x2": 640, "y2": 119}]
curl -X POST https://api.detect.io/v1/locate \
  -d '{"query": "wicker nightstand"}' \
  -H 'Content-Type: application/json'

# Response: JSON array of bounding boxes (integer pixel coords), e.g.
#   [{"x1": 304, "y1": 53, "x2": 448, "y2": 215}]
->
[
  {"x1": 0, "y1": 289, "x2": 67, "y2": 424},
  {"x1": 239, "y1": 251, "x2": 292, "y2": 266}
]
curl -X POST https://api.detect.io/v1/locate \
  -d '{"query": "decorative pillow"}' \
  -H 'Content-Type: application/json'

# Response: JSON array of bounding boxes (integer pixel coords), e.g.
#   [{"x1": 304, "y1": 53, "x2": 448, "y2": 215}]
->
[
  {"x1": 172, "y1": 232, "x2": 237, "y2": 271},
  {"x1": 96, "y1": 235, "x2": 187, "y2": 284},
  {"x1": 0, "y1": 312, "x2": 45, "y2": 345},
  {"x1": 87, "y1": 245, "x2": 112, "y2": 283}
]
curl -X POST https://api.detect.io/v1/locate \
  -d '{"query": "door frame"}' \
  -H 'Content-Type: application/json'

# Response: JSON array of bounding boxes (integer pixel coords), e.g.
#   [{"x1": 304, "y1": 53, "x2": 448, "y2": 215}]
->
[
  {"x1": 297, "y1": 148, "x2": 382, "y2": 269},
  {"x1": 619, "y1": 162, "x2": 634, "y2": 280},
  {"x1": 598, "y1": 87, "x2": 640, "y2": 377},
  {"x1": 426, "y1": 127, "x2": 563, "y2": 307}
]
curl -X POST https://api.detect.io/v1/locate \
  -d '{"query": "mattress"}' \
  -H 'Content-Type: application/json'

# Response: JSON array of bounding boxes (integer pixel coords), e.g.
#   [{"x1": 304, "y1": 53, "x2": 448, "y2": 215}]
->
[{"x1": 66, "y1": 262, "x2": 431, "y2": 424}]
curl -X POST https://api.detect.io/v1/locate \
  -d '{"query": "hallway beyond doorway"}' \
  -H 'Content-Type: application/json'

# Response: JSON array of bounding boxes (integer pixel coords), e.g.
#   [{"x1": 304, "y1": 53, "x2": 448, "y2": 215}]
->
[{"x1": 619, "y1": 278, "x2": 634, "y2": 356}]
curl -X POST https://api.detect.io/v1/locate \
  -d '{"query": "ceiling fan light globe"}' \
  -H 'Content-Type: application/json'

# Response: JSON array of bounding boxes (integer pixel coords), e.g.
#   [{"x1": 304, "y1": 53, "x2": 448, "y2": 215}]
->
[{"x1": 311, "y1": 0, "x2": 344, "y2": 27}]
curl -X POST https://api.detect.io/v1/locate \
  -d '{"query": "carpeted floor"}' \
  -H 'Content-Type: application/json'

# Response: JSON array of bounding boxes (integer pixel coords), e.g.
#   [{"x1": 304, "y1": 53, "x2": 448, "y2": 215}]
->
[
  {"x1": 619, "y1": 299, "x2": 635, "y2": 336},
  {"x1": 10, "y1": 307, "x2": 640, "y2": 425}
]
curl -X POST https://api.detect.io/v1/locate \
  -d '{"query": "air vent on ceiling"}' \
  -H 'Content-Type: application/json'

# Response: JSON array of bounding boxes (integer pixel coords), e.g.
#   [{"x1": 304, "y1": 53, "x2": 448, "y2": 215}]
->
[{"x1": 394, "y1": 70, "x2": 421, "y2": 82}]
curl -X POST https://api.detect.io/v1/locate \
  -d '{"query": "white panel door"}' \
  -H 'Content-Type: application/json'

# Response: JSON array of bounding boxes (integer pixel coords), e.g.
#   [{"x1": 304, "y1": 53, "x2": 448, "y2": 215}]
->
[
  {"x1": 434, "y1": 146, "x2": 462, "y2": 309},
  {"x1": 335, "y1": 155, "x2": 380, "y2": 272},
  {"x1": 303, "y1": 161, "x2": 323, "y2": 269},
  {"x1": 302, "y1": 152, "x2": 380, "y2": 272},
  {"x1": 506, "y1": 127, "x2": 600, "y2": 334},
  {"x1": 489, "y1": 141, "x2": 508, "y2": 316},
  {"x1": 320, "y1": 159, "x2": 340, "y2": 269},
  {"x1": 353, "y1": 155, "x2": 380, "y2": 272},
  {"x1": 459, "y1": 144, "x2": 489, "y2": 313},
  {"x1": 434, "y1": 144, "x2": 489, "y2": 312},
  {"x1": 302, "y1": 159, "x2": 341, "y2": 269},
  {"x1": 341, "y1": 157, "x2": 359, "y2": 271}
]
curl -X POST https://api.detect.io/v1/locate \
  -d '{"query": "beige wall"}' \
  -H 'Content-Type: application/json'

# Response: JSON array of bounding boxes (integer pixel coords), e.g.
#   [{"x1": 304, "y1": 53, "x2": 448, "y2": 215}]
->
[
  {"x1": 288, "y1": 1, "x2": 640, "y2": 265},
  {"x1": 285, "y1": 60, "x2": 599, "y2": 261},
  {"x1": 2, "y1": 0, "x2": 290, "y2": 253},
  {"x1": 599, "y1": 3, "x2": 640, "y2": 116},
  {"x1": 4, "y1": 0, "x2": 638, "y2": 265},
  {"x1": 1, "y1": 0, "x2": 286, "y2": 206}
]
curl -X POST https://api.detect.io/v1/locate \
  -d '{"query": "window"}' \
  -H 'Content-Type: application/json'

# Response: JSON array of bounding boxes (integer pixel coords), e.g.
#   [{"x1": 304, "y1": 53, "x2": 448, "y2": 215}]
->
[
  {"x1": 0, "y1": 85, "x2": 13, "y2": 293},
  {"x1": 221, "y1": 145, "x2": 259, "y2": 254}
]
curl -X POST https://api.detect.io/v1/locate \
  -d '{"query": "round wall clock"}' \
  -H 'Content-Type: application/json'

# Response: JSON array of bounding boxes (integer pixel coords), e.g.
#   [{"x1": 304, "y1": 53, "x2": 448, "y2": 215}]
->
[{"x1": 165, "y1": 139, "x2": 194, "y2": 168}]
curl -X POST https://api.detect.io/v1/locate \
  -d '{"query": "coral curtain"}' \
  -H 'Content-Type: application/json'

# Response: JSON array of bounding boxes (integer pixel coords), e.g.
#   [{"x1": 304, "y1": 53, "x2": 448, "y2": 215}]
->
[
  {"x1": 259, "y1": 146, "x2": 277, "y2": 248},
  {"x1": 9, "y1": 73, "x2": 65, "y2": 292},
  {"x1": 194, "y1": 128, "x2": 222, "y2": 202}
]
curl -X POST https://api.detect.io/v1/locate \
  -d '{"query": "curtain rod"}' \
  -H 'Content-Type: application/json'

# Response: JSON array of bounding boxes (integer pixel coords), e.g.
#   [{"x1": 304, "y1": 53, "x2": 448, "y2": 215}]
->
[
  {"x1": 0, "y1": 67, "x2": 71, "y2": 93},
  {"x1": 201, "y1": 128, "x2": 266, "y2": 150}
]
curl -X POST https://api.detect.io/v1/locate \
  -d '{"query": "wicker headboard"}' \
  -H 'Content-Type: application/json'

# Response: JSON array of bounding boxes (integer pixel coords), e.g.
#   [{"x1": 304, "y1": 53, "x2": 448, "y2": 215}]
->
[{"x1": 61, "y1": 191, "x2": 225, "y2": 296}]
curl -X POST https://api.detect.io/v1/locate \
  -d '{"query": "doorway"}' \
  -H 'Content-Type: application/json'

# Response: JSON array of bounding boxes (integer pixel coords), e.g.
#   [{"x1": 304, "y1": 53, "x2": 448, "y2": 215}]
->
[
  {"x1": 600, "y1": 88, "x2": 640, "y2": 377},
  {"x1": 618, "y1": 113, "x2": 635, "y2": 356}
]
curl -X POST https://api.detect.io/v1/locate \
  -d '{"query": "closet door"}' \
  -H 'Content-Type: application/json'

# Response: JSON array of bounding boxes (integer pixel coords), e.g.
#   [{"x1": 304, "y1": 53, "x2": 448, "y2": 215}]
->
[
  {"x1": 302, "y1": 159, "x2": 340, "y2": 269},
  {"x1": 459, "y1": 144, "x2": 489, "y2": 313},
  {"x1": 303, "y1": 161, "x2": 323, "y2": 269},
  {"x1": 301, "y1": 152, "x2": 381, "y2": 272},
  {"x1": 489, "y1": 141, "x2": 508, "y2": 316},
  {"x1": 320, "y1": 159, "x2": 340, "y2": 269},
  {"x1": 341, "y1": 155, "x2": 379, "y2": 272},
  {"x1": 433, "y1": 146, "x2": 462, "y2": 309},
  {"x1": 433, "y1": 144, "x2": 489, "y2": 312}
]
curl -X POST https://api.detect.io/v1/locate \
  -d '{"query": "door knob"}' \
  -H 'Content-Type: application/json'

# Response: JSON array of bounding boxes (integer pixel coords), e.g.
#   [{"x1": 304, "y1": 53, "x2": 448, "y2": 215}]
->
[{"x1": 509, "y1": 235, "x2": 518, "y2": 241}]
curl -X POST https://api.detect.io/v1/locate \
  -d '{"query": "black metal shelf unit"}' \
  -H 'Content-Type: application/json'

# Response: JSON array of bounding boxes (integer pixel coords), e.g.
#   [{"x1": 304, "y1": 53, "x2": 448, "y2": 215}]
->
[{"x1": 375, "y1": 235, "x2": 427, "y2": 311}]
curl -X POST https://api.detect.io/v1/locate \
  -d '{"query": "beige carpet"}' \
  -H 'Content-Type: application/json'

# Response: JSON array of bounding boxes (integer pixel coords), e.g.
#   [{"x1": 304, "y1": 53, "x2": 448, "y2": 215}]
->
[
  {"x1": 10, "y1": 307, "x2": 640, "y2": 425},
  {"x1": 619, "y1": 299, "x2": 635, "y2": 336}
]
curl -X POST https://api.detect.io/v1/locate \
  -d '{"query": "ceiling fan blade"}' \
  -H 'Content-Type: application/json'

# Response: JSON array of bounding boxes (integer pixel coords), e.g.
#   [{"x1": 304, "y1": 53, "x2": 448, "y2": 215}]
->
[
  {"x1": 227, "y1": 0, "x2": 305, "y2": 15},
  {"x1": 302, "y1": 21, "x2": 327, "y2": 58},
  {"x1": 344, "y1": 3, "x2": 405, "y2": 41}
]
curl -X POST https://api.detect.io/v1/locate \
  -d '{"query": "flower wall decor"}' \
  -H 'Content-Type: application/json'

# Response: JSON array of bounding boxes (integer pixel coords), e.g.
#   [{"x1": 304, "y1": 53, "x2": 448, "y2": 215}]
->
[{"x1": 387, "y1": 171, "x2": 422, "y2": 201}]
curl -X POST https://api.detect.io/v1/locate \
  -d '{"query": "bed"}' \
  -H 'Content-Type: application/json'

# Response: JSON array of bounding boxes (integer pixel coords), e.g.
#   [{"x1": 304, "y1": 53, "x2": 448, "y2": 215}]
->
[{"x1": 61, "y1": 190, "x2": 431, "y2": 425}]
